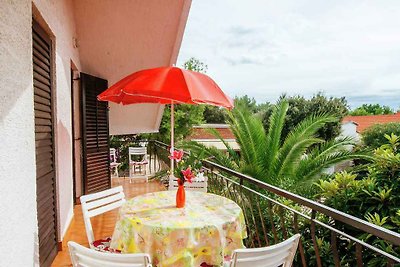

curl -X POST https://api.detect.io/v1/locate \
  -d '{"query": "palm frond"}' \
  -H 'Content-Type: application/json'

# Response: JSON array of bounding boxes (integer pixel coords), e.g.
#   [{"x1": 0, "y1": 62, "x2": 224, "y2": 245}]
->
[
  {"x1": 264, "y1": 100, "x2": 289, "y2": 175},
  {"x1": 294, "y1": 142, "x2": 373, "y2": 184},
  {"x1": 227, "y1": 107, "x2": 268, "y2": 177},
  {"x1": 206, "y1": 127, "x2": 240, "y2": 164},
  {"x1": 273, "y1": 113, "x2": 337, "y2": 180}
]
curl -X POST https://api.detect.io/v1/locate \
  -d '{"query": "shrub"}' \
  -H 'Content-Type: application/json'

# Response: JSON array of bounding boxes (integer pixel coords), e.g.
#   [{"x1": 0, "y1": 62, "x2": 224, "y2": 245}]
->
[
  {"x1": 362, "y1": 123, "x2": 400, "y2": 149},
  {"x1": 315, "y1": 134, "x2": 400, "y2": 265}
]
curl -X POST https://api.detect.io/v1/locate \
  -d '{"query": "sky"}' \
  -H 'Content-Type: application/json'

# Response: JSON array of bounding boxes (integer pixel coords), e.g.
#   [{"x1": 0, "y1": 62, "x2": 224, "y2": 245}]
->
[{"x1": 177, "y1": 0, "x2": 400, "y2": 110}]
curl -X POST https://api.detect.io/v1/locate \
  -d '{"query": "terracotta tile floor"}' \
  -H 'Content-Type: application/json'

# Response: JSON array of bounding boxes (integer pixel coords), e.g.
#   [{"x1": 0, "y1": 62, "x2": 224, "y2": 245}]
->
[{"x1": 51, "y1": 178, "x2": 165, "y2": 267}]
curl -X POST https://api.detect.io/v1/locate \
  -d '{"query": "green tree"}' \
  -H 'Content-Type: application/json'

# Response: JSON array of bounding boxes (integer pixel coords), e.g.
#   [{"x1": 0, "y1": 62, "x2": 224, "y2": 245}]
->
[
  {"x1": 262, "y1": 93, "x2": 348, "y2": 141},
  {"x1": 203, "y1": 106, "x2": 227, "y2": 123},
  {"x1": 184, "y1": 100, "x2": 368, "y2": 196},
  {"x1": 203, "y1": 95, "x2": 271, "y2": 124},
  {"x1": 183, "y1": 57, "x2": 208, "y2": 73},
  {"x1": 235, "y1": 95, "x2": 258, "y2": 113},
  {"x1": 350, "y1": 104, "x2": 394, "y2": 116},
  {"x1": 362, "y1": 123, "x2": 400, "y2": 149}
]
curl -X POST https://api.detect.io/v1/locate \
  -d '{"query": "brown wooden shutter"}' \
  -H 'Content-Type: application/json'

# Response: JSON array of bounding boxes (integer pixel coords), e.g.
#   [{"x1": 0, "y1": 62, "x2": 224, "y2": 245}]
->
[
  {"x1": 33, "y1": 20, "x2": 58, "y2": 267},
  {"x1": 81, "y1": 73, "x2": 111, "y2": 194}
]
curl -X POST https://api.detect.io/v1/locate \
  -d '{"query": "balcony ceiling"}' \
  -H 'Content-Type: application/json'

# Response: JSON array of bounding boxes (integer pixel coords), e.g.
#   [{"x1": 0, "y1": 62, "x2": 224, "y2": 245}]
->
[{"x1": 73, "y1": 0, "x2": 191, "y2": 134}]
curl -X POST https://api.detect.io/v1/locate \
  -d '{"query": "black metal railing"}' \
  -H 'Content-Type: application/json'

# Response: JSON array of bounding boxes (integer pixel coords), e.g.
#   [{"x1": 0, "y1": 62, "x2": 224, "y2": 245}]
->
[{"x1": 150, "y1": 140, "x2": 400, "y2": 266}]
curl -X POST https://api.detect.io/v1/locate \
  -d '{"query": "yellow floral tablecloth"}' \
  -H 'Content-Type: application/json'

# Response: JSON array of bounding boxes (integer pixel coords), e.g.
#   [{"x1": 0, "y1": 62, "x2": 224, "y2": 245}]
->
[{"x1": 110, "y1": 190, "x2": 247, "y2": 267}]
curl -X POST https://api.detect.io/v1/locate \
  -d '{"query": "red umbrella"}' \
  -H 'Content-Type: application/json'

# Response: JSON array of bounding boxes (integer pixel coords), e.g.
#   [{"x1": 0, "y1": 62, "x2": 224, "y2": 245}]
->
[{"x1": 98, "y1": 66, "x2": 233, "y2": 172}]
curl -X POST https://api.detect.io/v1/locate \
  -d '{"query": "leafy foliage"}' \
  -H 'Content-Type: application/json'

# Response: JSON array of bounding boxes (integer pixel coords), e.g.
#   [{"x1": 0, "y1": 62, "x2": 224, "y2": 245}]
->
[
  {"x1": 262, "y1": 93, "x2": 349, "y2": 141},
  {"x1": 203, "y1": 106, "x2": 227, "y2": 123},
  {"x1": 315, "y1": 134, "x2": 400, "y2": 265},
  {"x1": 362, "y1": 123, "x2": 400, "y2": 149},
  {"x1": 182, "y1": 57, "x2": 208, "y2": 73},
  {"x1": 203, "y1": 95, "x2": 271, "y2": 124},
  {"x1": 350, "y1": 104, "x2": 394, "y2": 116},
  {"x1": 184, "y1": 100, "x2": 368, "y2": 196}
]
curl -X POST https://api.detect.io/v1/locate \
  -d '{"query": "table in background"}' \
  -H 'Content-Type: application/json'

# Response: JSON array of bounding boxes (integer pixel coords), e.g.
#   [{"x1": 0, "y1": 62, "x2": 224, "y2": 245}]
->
[{"x1": 110, "y1": 190, "x2": 247, "y2": 267}]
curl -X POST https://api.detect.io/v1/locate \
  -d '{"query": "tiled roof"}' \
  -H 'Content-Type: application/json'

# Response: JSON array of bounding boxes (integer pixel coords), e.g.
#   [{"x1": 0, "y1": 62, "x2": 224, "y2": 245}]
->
[
  {"x1": 188, "y1": 125, "x2": 235, "y2": 140},
  {"x1": 342, "y1": 112, "x2": 400, "y2": 133}
]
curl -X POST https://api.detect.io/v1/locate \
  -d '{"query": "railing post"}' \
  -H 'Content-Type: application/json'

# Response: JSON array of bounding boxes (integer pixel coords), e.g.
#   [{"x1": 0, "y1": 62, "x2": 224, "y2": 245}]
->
[{"x1": 311, "y1": 210, "x2": 322, "y2": 267}]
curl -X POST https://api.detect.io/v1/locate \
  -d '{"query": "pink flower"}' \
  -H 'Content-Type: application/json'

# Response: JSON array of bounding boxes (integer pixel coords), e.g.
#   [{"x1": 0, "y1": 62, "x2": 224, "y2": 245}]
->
[
  {"x1": 169, "y1": 149, "x2": 184, "y2": 162},
  {"x1": 181, "y1": 167, "x2": 194, "y2": 183}
]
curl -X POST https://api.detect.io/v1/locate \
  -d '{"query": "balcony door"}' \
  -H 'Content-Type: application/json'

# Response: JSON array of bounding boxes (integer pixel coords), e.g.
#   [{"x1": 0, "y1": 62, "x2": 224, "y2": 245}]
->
[
  {"x1": 81, "y1": 73, "x2": 111, "y2": 194},
  {"x1": 32, "y1": 20, "x2": 58, "y2": 267}
]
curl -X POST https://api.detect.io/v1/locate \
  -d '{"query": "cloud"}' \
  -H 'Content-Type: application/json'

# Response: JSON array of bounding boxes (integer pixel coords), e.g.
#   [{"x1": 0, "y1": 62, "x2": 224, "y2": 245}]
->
[
  {"x1": 228, "y1": 26, "x2": 257, "y2": 35},
  {"x1": 223, "y1": 56, "x2": 263, "y2": 66},
  {"x1": 178, "y1": 0, "x2": 400, "y2": 109}
]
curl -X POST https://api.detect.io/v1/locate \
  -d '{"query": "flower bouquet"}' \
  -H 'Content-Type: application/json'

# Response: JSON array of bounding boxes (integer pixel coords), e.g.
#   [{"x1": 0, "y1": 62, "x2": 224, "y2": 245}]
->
[{"x1": 169, "y1": 149, "x2": 204, "y2": 208}]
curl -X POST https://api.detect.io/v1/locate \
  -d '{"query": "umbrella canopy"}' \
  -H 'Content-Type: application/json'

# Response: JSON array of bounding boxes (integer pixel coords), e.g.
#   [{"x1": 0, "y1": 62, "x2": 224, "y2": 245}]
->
[
  {"x1": 98, "y1": 66, "x2": 233, "y2": 174},
  {"x1": 98, "y1": 66, "x2": 234, "y2": 109}
]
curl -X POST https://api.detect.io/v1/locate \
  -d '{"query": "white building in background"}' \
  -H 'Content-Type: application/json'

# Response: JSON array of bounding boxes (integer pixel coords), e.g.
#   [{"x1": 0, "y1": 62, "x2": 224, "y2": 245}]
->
[{"x1": 340, "y1": 121, "x2": 360, "y2": 143}]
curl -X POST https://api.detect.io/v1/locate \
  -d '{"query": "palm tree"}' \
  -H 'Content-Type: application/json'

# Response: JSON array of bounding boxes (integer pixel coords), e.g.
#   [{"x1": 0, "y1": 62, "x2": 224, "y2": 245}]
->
[{"x1": 183, "y1": 100, "x2": 370, "y2": 194}]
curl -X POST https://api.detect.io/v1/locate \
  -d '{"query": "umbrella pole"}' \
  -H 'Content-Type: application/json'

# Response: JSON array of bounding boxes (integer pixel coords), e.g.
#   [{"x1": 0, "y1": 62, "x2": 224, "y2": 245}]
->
[{"x1": 170, "y1": 101, "x2": 174, "y2": 176}]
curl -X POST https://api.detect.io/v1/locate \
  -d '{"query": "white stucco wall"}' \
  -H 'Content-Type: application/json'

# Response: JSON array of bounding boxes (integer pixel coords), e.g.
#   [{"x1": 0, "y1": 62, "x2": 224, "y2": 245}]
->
[
  {"x1": 0, "y1": 1, "x2": 39, "y2": 265},
  {"x1": 0, "y1": 2, "x2": 191, "y2": 264},
  {"x1": 33, "y1": 0, "x2": 82, "y2": 240},
  {"x1": 340, "y1": 121, "x2": 360, "y2": 143}
]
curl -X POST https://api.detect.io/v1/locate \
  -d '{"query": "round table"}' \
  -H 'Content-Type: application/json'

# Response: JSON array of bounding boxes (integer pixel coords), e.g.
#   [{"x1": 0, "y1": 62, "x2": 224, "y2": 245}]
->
[{"x1": 110, "y1": 190, "x2": 247, "y2": 267}]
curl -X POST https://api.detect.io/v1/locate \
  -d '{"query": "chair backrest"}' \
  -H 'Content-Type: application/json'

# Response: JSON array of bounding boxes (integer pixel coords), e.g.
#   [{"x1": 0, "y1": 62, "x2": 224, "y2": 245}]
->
[
  {"x1": 129, "y1": 147, "x2": 147, "y2": 163},
  {"x1": 168, "y1": 176, "x2": 208, "y2": 192},
  {"x1": 229, "y1": 234, "x2": 301, "y2": 267},
  {"x1": 110, "y1": 148, "x2": 117, "y2": 163},
  {"x1": 68, "y1": 241, "x2": 152, "y2": 267},
  {"x1": 80, "y1": 186, "x2": 125, "y2": 246}
]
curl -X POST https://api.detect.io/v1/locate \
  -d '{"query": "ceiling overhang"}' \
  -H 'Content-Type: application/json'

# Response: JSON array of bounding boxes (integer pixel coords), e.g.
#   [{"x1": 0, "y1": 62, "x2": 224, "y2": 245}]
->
[{"x1": 73, "y1": 0, "x2": 192, "y2": 134}]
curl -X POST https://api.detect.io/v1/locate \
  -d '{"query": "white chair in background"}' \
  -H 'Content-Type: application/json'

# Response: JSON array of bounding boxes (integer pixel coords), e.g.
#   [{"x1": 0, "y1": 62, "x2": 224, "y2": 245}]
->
[
  {"x1": 109, "y1": 148, "x2": 120, "y2": 178},
  {"x1": 225, "y1": 234, "x2": 301, "y2": 267},
  {"x1": 129, "y1": 147, "x2": 149, "y2": 182},
  {"x1": 68, "y1": 241, "x2": 152, "y2": 267},
  {"x1": 168, "y1": 174, "x2": 208, "y2": 192},
  {"x1": 80, "y1": 186, "x2": 125, "y2": 252}
]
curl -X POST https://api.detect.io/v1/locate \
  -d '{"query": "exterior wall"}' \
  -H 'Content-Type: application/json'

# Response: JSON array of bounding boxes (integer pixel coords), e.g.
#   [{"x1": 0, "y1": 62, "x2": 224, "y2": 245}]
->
[
  {"x1": 0, "y1": 2, "x2": 191, "y2": 265},
  {"x1": 0, "y1": 1, "x2": 39, "y2": 266},
  {"x1": 33, "y1": 0, "x2": 82, "y2": 240},
  {"x1": 191, "y1": 139, "x2": 240, "y2": 151},
  {"x1": 340, "y1": 121, "x2": 360, "y2": 143}
]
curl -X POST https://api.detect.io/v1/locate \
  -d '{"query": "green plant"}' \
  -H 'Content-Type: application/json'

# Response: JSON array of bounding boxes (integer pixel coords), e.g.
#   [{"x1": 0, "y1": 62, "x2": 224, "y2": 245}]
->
[
  {"x1": 361, "y1": 123, "x2": 400, "y2": 149},
  {"x1": 350, "y1": 104, "x2": 394, "y2": 116},
  {"x1": 170, "y1": 149, "x2": 204, "y2": 184},
  {"x1": 262, "y1": 93, "x2": 349, "y2": 141},
  {"x1": 315, "y1": 134, "x2": 400, "y2": 265},
  {"x1": 184, "y1": 100, "x2": 368, "y2": 196}
]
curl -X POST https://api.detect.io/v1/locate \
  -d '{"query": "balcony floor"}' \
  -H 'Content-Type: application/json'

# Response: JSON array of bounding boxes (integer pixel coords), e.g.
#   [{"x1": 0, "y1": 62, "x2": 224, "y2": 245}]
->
[{"x1": 51, "y1": 178, "x2": 166, "y2": 267}]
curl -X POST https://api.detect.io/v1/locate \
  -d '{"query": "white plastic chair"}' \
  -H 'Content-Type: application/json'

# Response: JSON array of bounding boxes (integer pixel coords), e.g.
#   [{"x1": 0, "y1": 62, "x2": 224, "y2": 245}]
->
[
  {"x1": 225, "y1": 234, "x2": 301, "y2": 267},
  {"x1": 110, "y1": 148, "x2": 121, "y2": 178},
  {"x1": 129, "y1": 147, "x2": 149, "y2": 181},
  {"x1": 168, "y1": 175, "x2": 208, "y2": 192},
  {"x1": 68, "y1": 241, "x2": 152, "y2": 267},
  {"x1": 80, "y1": 186, "x2": 125, "y2": 251}
]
